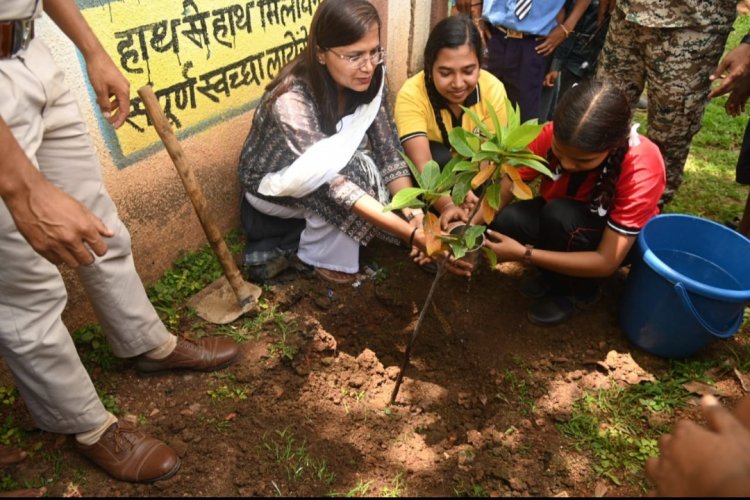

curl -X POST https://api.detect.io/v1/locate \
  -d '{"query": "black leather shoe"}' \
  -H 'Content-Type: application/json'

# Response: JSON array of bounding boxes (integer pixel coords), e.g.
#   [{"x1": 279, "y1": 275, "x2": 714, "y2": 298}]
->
[{"x1": 527, "y1": 296, "x2": 576, "y2": 327}]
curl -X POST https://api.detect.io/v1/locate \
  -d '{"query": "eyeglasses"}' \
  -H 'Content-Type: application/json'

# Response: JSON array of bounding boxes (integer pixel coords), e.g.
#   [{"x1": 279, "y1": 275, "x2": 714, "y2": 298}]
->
[{"x1": 327, "y1": 47, "x2": 385, "y2": 68}]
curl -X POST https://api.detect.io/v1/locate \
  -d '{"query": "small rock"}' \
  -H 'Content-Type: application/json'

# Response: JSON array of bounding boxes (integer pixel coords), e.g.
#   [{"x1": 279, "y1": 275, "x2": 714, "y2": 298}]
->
[
  {"x1": 385, "y1": 366, "x2": 400, "y2": 380},
  {"x1": 348, "y1": 374, "x2": 367, "y2": 388},
  {"x1": 169, "y1": 438, "x2": 189, "y2": 457},
  {"x1": 509, "y1": 477, "x2": 526, "y2": 492}
]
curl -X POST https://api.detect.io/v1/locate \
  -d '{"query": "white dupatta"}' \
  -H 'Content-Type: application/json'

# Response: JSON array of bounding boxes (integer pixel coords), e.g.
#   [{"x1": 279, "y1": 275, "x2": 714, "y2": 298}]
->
[{"x1": 257, "y1": 71, "x2": 385, "y2": 199}]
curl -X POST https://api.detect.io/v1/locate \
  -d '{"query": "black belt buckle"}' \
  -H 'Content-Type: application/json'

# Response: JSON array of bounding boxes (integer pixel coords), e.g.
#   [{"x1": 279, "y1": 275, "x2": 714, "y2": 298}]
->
[{"x1": 0, "y1": 18, "x2": 34, "y2": 59}]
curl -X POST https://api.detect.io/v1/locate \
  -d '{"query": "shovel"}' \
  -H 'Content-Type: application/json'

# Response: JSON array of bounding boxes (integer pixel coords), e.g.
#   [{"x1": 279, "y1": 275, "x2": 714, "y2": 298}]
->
[{"x1": 137, "y1": 85, "x2": 261, "y2": 324}]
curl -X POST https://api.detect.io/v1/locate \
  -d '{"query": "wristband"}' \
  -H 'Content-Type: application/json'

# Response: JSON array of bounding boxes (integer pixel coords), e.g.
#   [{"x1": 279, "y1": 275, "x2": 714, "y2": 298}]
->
[
  {"x1": 558, "y1": 23, "x2": 571, "y2": 38},
  {"x1": 405, "y1": 208, "x2": 424, "y2": 222},
  {"x1": 408, "y1": 227, "x2": 418, "y2": 248},
  {"x1": 742, "y1": 34, "x2": 750, "y2": 46},
  {"x1": 522, "y1": 244, "x2": 534, "y2": 264}
]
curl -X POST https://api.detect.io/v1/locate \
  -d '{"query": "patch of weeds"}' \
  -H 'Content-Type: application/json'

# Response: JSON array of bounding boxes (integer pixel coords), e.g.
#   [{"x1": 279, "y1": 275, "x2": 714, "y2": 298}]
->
[
  {"x1": 380, "y1": 471, "x2": 406, "y2": 497},
  {"x1": 197, "y1": 416, "x2": 232, "y2": 432},
  {"x1": 266, "y1": 311, "x2": 299, "y2": 361},
  {"x1": 0, "y1": 386, "x2": 17, "y2": 406},
  {"x1": 340, "y1": 388, "x2": 367, "y2": 415},
  {"x1": 453, "y1": 479, "x2": 487, "y2": 497},
  {"x1": 367, "y1": 263, "x2": 390, "y2": 285},
  {"x1": 327, "y1": 479, "x2": 373, "y2": 497},
  {"x1": 498, "y1": 369, "x2": 538, "y2": 416},
  {"x1": 259, "y1": 428, "x2": 335, "y2": 493},
  {"x1": 557, "y1": 358, "x2": 717, "y2": 487},
  {"x1": 145, "y1": 230, "x2": 246, "y2": 329},
  {"x1": 206, "y1": 384, "x2": 248, "y2": 403},
  {"x1": 39, "y1": 450, "x2": 64, "y2": 486},
  {"x1": 215, "y1": 319, "x2": 259, "y2": 343},
  {"x1": 72, "y1": 325, "x2": 122, "y2": 372},
  {"x1": 0, "y1": 415, "x2": 25, "y2": 447},
  {"x1": 0, "y1": 474, "x2": 19, "y2": 493},
  {"x1": 96, "y1": 389, "x2": 122, "y2": 416}
]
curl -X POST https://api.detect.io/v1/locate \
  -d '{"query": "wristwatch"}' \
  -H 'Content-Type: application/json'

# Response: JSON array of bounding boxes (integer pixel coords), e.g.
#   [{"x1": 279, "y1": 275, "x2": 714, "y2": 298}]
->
[
  {"x1": 742, "y1": 34, "x2": 750, "y2": 46},
  {"x1": 404, "y1": 208, "x2": 424, "y2": 222}
]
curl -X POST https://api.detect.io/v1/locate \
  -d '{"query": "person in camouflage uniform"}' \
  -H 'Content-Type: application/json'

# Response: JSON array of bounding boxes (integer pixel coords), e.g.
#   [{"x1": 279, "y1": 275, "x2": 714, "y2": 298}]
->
[{"x1": 595, "y1": 0, "x2": 737, "y2": 205}]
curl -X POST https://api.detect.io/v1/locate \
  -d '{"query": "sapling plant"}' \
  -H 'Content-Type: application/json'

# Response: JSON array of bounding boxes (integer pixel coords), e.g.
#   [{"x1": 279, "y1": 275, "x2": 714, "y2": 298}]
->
[{"x1": 384, "y1": 98, "x2": 553, "y2": 404}]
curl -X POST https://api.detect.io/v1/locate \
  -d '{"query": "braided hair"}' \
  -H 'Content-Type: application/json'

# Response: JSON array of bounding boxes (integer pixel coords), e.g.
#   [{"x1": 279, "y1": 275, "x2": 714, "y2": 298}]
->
[
  {"x1": 552, "y1": 80, "x2": 632, "y2": 215},
  {"x1": 423, "y1": 14, "x2": 483, "y2": 147}
]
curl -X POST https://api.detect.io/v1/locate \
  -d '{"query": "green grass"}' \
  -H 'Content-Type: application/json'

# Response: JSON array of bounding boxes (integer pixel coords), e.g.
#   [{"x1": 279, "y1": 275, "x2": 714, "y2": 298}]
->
[
  {"x1": 259, "y1": 428, "x2": 336, "y2": 495},
  {"x1": 146, "y1": 230, "x2": 244, "y2": 329},
  {"x1": 558, "y1": 352, "x2": 750, "y2": 488},
  {"x1": 667, "y1": 14, "x2": 750, "y2": 222}
]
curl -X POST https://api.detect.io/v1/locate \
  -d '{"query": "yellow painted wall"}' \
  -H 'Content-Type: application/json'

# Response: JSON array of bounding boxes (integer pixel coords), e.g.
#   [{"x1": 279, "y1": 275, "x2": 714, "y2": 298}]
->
[{"x1": 45, "y1": 0, "x2": 440, "y2": 329}]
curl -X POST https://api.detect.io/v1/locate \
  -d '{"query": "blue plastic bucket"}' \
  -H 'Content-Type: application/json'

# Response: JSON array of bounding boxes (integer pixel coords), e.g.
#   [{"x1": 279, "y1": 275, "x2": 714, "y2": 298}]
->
[{"x1": 620, "y1": 214, "x2": 750, "y2": 358}]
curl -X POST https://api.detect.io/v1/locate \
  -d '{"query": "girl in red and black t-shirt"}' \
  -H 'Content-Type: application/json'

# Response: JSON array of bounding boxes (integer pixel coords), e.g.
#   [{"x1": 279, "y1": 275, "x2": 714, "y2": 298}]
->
[{"x1": 483, "y1": 80, "x2": 666, "y2": 326}]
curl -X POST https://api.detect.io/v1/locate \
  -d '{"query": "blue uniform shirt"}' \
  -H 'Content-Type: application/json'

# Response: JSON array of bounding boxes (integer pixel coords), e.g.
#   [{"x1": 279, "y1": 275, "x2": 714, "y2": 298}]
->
[{"x1": 482, "y1": 0, "x2": 566, "y2": 36}]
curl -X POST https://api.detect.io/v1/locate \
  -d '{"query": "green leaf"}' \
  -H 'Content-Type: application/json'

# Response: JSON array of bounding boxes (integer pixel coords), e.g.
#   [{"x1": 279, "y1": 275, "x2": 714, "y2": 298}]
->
[
  {"x1": 400, "y1": 151, "x2": 423, "y2": 187},
  {"x1": 383, "y1": 187, "x2": 427, "y2": 212},
  {"x1": 449, "y1": 127, "x2": 479, "y2": 157},
  {"x1": 463, "y1": 224, "x2": 486, "y2": 250},
  {"x1": 421, "y1": 160, "x2": 441, "y2": 190},
  {"x1": 480, "y1": 141, "x2": 501, "y2": 153},
  {"x1": 462, "y1": 106, "x2": 492, "y2": 138},
  {"x1": 451, "y1": 172, "x2": 475, "y2": 205},
  {"x1": 449, "y1": 241, "x2": 467, "y2": 260},
  {"x1": 506, "y1": 157, "x2": 554, "y2": 178},
  {"x1": 506, "y1": 98, "x2": 521, "y2": 130},
  {"x1": 487, "y1": 100, "x2": 504, "y2": 138},
  {"x1": 472, "y1": 151, "x2": 500, "y2": 163},
  {"x1": 483, "y1": 246, "x2": 497, "y2": 268},
  {"x1": 505, "y1": 122, "x2": 545, "y2": 150},
  {"x1": 435, "y1": 156, "x2": 459, "y2": 191},
  {"x1": 452, "y1": 160, "x2": 480, "y2": 173},
  {"x1": 485, "y1": 183, "x2": 501, "y2": 210}
]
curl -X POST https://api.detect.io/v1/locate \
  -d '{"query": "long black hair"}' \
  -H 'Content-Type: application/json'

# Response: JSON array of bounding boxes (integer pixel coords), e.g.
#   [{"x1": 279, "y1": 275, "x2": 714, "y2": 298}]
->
[
  {"x1": 422, "y1": 14, "x2": 483, "y2": 146},
  {"x1": 265, "y1": 0, "x2": 384, "y2": 135},
  {"x1": 552, "y1": 80, "x2": 632, "y2": 214}
]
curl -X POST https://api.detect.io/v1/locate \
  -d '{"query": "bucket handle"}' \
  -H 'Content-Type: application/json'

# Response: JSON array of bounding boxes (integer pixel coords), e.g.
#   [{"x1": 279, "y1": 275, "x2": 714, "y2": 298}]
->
[{"x1": 675, "y1": 282, "x2": 743, "y2": 339}]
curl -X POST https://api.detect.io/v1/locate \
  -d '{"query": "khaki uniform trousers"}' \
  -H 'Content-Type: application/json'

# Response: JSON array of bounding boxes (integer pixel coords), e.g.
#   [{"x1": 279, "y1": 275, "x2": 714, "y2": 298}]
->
[{"x1": 0, "y1": 38, "x2": 171, "y2": 434}]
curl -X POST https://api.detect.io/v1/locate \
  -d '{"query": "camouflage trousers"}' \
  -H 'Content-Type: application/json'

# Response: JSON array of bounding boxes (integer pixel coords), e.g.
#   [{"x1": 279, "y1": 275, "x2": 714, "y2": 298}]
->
[{"x1": 596, "y1": 6, "x2": 730, "y2": 205}]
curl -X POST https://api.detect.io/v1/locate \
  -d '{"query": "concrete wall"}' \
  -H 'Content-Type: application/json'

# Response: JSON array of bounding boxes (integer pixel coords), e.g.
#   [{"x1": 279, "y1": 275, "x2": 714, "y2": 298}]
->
[{"x1": 44, "y1": 0, "x2": 444, "y2": 330}]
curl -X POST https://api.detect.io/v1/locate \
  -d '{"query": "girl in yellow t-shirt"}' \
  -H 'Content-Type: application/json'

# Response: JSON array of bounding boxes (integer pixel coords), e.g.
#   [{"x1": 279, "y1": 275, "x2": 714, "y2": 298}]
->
[{"x1": 395, "y1": 14, "x2": 508, "y2": 222}]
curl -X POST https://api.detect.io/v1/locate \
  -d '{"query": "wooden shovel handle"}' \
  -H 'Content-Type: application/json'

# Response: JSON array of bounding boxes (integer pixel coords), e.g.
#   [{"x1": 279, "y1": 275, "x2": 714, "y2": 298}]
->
[{"x1": 137, "y1": 85, "x2": 251, "y2": 307}]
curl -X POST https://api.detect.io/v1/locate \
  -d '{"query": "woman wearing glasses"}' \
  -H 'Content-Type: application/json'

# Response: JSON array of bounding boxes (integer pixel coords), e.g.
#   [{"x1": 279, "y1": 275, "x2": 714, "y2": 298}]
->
[{"x1": 238, "y1": 0, "x2": 431, "y2": 285}]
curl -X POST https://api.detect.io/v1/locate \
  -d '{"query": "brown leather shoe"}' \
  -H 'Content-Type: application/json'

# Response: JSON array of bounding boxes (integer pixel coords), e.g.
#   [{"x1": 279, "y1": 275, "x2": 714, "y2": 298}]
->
[
  {"x1": 76, "y1": 421, "x2": 180, "y2": 483},
  {"x1": 133, "y1": 336, "x2": 240, "y2": 374}
]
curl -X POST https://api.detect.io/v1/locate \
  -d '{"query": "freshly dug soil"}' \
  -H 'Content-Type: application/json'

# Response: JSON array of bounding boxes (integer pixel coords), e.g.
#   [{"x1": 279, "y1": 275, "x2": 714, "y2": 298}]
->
[{"x1": 1, "y1": 239, "x2": 748, "y2": 497}]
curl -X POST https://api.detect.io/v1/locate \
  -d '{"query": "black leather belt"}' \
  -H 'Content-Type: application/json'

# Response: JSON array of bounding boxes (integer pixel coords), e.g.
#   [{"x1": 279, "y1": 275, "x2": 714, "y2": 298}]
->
[
  {"x1": 491, "y1": 24, "x2": 540, "y2": 40},
  {"x1": 0, "y1": 19, "x2": 35, "y2": 59}
]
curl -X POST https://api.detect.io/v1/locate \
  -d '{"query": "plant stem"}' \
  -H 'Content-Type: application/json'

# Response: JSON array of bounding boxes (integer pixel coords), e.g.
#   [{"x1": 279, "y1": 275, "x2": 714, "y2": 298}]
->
[
  {"x1": 389, "y1": 261, "x2": 448, "y2": 405},
  {"x1": 388, "y1": 190, "x2": 491, "y2": 406}
]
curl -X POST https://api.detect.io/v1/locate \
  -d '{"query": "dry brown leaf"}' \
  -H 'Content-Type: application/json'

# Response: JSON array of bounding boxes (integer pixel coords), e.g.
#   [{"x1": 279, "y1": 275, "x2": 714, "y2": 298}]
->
[
  {"x1": 682, "y1": 380, "x2": 720, "y2": 397},
  {"x1": 594, "y1": 481, "x2": 609, "y2": 497},
  {"x1": 424, "y1": 212, "x2": 444, "y2": 256},
  {"x1": 471, "y1": 162, "x2": 495, "y2": 189},
  {"x1": 480, "y1": 196, "x2": 497, "y2": 224},
  {"x1": 503, "y1": 164, "x2": 533, "y2": 199},
  {"x1": 735, "y1": 368, "x2": 750, "y2": 392}
]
